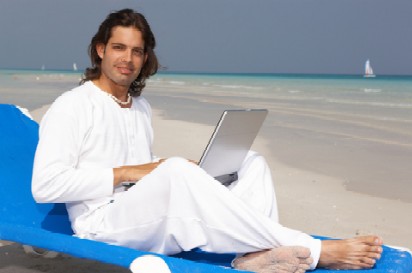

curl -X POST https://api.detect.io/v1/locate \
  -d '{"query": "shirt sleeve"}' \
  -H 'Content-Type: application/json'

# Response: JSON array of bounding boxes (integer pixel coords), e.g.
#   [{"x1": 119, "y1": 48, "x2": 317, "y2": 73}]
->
[{"x1": 32, "y1": 94, "x2": 114, "y2": 203}]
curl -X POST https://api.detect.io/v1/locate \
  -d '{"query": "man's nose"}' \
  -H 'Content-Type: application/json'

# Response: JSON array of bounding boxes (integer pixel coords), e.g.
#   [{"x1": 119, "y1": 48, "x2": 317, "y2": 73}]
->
[{"x1": 123, "y1": 50, "x2": 133, "y2": 62}]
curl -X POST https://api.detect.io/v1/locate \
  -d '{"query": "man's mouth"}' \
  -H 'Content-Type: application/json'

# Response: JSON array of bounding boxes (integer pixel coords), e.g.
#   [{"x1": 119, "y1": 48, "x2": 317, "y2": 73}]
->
[{"x1": 117, "y1": 65, "x2": 134, "y2": 75}]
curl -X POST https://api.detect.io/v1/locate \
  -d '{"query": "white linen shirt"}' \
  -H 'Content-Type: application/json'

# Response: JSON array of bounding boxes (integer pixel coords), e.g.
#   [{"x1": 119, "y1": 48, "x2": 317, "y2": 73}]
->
[{"x1": 32, "y1": 81, "x2": 154, "y2": 233}]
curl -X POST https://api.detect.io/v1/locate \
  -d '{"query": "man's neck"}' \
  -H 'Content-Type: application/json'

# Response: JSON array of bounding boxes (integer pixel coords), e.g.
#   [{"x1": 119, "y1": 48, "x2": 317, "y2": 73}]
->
[{"x1": 93, "y1": 78, "x2": 129, "y2": 101}]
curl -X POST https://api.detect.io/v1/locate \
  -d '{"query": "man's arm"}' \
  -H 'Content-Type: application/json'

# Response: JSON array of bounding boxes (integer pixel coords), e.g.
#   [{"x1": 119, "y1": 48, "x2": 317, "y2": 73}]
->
[
  {"x1": 32, "y1": 95, "x2": 114, "y2": 203},
  {"x1": 113, "y1": 159, "x2": 166, "y2": 186}
]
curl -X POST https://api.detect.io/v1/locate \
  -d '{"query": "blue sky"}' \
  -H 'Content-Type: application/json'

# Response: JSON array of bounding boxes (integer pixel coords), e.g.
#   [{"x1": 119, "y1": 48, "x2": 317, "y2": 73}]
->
[{"x1": 1, "y1": 0, "x2": 411, "y2": 75}]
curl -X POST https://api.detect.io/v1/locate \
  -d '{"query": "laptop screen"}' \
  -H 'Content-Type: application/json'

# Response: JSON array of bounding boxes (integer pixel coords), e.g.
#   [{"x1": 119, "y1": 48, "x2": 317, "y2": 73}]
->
[{"x1": 198, "y1": 109, "x2": 268, "y2": 183}]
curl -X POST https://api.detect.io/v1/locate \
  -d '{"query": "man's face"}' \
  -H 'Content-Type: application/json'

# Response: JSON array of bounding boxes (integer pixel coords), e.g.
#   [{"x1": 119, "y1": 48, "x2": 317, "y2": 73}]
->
[{"x1": 96, "y1": 26, "x2": 147, "y2": 88}]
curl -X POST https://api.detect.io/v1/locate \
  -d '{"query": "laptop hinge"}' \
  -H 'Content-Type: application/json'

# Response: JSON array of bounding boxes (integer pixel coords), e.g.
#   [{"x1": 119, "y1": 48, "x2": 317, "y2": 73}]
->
[{"x1": 214, "y1": 172, "x2": 238, "y2": 186}]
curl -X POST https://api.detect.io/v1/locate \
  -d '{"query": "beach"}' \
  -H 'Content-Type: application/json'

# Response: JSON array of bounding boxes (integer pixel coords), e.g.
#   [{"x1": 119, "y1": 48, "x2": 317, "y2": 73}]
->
[{"x1": 1, "y1": 71, "x2": 412, "y2": 271}]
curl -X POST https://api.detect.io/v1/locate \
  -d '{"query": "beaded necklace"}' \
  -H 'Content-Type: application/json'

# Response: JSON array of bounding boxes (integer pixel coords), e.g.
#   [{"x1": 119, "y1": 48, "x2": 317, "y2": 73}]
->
[{"x1": 104, "y1": 92, "x2": 131, "y2": 106}]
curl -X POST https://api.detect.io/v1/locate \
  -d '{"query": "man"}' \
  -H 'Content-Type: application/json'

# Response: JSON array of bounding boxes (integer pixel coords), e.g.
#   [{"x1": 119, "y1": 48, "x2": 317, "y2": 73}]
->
[{"x1": 32, "y1": 9, "x2": 382, "y2": 273}]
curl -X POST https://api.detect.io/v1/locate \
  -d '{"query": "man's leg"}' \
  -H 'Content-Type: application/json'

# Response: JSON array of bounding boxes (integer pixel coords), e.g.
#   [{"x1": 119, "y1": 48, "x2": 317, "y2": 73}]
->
[
  {"x1": 87, "y1": 157, "x2": 318, "y2": 254},
  {"x1": 228, "y1": 151, "x2": 279, "y2": 221},
  {"x1": 227, "y1": 152, "x2": 383, "y2": 271},
  {"x1": 84, "y1": 157, "x2": 381, "y2": 271},
  {"x1": 229, "y1": 152, "x2": 313, "y2": 272}
]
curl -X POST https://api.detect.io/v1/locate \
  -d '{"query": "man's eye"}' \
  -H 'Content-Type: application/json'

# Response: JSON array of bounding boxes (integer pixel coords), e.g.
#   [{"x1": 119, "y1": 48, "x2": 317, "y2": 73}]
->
[
  {"x1": 113, "y1": 45, "x2": 124, "y2": 50},
  {"x1": 133, "y1": 49, "x2": 144, "y2": 56}
]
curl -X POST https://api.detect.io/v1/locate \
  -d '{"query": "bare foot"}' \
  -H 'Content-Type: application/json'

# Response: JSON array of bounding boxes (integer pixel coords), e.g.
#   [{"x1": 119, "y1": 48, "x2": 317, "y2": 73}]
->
[
  {"x1": 233, "y1": 246, "x2": 313, "y2": 273},
  {"x1": 318, "y1": 235, "x2": 383, "y2": 269}
]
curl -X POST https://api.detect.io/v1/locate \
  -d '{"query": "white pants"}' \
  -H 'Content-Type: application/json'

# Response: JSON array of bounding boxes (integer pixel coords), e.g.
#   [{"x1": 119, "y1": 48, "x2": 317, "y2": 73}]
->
[{"x1": 84, "y1": 152, "x2": 320, "y2": 265}]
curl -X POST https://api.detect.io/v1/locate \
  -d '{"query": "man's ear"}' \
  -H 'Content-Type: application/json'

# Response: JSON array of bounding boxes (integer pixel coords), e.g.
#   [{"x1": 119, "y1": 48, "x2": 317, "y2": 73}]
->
[{"x1": 96, "y1": 43, "x2": 105, "y2": 59}]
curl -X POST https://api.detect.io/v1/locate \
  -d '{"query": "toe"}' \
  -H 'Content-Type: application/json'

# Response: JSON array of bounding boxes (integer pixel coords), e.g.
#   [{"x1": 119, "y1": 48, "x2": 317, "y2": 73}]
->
[
  {"x1": 361, "y1": 257, "x2": 377, "y2": 268},
  {"x1": 358, "y1": 235, "x2": 383, "y2": 246}
]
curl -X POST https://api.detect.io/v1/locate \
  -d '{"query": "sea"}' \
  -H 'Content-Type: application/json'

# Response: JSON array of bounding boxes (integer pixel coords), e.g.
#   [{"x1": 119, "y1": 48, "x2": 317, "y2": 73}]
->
[{"x1": 1, "y1": 69, "x2": 412, "y2": 202}]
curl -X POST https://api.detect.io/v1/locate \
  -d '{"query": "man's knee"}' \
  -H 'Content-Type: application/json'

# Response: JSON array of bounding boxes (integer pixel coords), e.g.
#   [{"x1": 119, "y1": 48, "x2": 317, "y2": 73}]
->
[
  {"x1": 160, "y1": 157, "x2": 197, "y2": 176},
  {"x1": 241, "y1": 151, "x2": 267, "y2": 170}
]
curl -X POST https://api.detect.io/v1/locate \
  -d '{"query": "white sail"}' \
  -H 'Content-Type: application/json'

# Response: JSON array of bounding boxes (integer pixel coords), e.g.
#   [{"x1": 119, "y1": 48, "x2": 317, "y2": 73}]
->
[
  {"x1": 364, "y1": 59, "x2": 376, "y2": 78},
  {"x1": 73, "y1": 62, "x2": 78, "y2": 71}
]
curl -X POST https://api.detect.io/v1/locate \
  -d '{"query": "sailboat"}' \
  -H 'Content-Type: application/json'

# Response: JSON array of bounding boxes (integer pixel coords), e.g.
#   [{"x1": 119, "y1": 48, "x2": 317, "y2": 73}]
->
[
  {"x1": 364, "y1": 59, "x2": 376, "y2": 78},
  {"x1": 73, "y1": 62, "x2": 78, "y2": 71}
]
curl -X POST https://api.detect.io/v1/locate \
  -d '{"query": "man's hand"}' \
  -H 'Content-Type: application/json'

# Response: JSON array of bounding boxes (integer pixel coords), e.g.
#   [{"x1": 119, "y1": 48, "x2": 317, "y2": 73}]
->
[{"x1": 113, "y1": 159, "x2": 166, "y2": 186}]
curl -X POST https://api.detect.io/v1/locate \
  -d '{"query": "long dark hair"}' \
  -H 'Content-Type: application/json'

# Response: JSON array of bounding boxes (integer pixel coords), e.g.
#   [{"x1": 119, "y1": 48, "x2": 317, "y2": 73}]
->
[{"x1": 81, "y1": 9, "x2": 159, "y2": 96}]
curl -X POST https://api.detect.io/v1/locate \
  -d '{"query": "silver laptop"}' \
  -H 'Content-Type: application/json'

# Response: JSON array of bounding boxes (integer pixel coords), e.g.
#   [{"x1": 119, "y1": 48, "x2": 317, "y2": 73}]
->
[
  {"x1": 122, "y1": 109, "x2": 268, "y2": 189},
  {"x1": 199, "y1": 109, "x2": 268, "y2": 186}
]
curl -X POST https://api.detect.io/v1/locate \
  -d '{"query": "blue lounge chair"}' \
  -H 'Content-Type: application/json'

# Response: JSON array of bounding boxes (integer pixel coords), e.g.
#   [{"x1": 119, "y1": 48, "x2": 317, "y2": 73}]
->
[{"x1": 0, "y1": 103, "x2": 411, "y2": 273}]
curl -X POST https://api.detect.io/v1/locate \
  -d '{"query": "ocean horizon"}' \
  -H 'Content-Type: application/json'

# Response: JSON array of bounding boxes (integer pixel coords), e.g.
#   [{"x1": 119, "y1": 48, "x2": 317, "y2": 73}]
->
[{"x1": 1, "y1": 67, "x2": 412, "y2": 77}]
